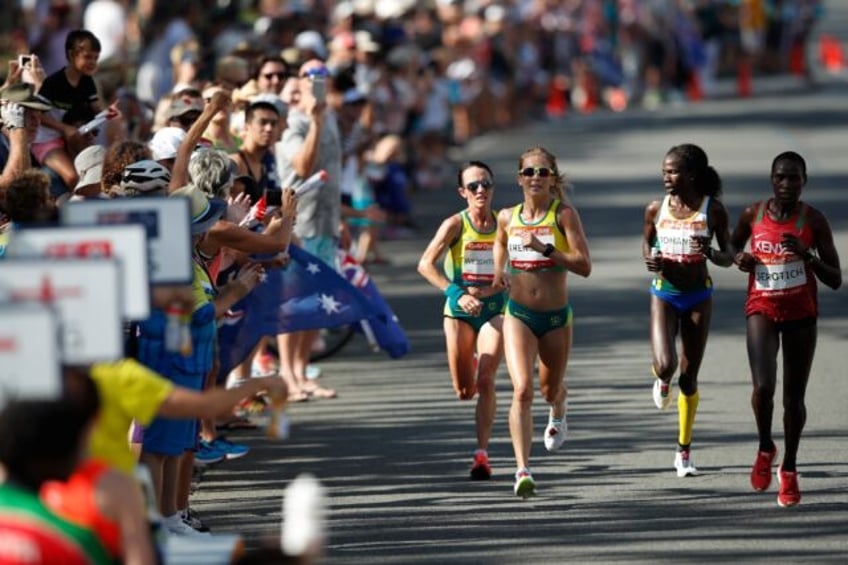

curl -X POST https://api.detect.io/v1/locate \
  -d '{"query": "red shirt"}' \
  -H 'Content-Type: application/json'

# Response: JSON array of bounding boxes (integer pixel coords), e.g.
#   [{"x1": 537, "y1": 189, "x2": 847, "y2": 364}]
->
[{"x1": 745, "y1": 201, "x2": 818, "y2": 322}]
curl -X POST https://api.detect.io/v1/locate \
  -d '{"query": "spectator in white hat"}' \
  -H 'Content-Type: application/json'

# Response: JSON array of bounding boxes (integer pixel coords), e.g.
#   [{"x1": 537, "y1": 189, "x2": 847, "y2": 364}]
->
[{"x1": 71, "y1": 144, "x2": 106, "y2": 199}]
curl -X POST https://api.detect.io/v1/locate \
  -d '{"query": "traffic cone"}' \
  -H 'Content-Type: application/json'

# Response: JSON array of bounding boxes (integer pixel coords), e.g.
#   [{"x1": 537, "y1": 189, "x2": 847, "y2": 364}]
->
[
  {"x1": 605, "y1": 87, "x2": 627, "y2": 112},
  {"x1": 545, "y1": 81, "x2": 569, "y2": 118},
  {"x1": 789, "y1": 42, "x2": 806, "y2": 76},
  {"x1": 686, "y1": 72, "x2": 703, "y2": 102},
  {"x1": 737, "y1": 59, "x2": 752, "y2": 98},
  {"x1": 819, "y1": 35, "x2": 844, "y2": 73},
  {"x1": 573, "y1": 72, "x2": 598, "y2": 114}
]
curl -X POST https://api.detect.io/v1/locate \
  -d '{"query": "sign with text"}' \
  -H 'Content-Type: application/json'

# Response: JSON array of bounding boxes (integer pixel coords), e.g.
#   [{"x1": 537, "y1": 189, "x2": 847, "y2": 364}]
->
[
  {"x1": 61, "y1": 197, "x2": 193, "y2": 285},
  {"x1": 0, "y1": 259, "x2": 123, "y2": 364},
  {"x1": 6, "y1": 224, "x2": 150, "y2": 320},
  {"x1": 0, "y1": 303, "x2": 62, "y2": 406}
]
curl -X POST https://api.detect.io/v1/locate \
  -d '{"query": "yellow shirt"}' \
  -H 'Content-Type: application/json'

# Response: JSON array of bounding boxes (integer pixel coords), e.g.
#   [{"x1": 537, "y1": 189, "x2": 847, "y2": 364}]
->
[{"x1": 88, "y1": 359, "x2": 174, "y2": 474}]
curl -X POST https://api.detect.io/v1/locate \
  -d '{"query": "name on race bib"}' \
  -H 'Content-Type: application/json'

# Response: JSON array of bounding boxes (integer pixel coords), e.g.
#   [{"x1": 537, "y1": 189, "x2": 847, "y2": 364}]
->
[
  {"x1": 754, "y1": 260, "x2": 807, "y2": 291},
  {"x1": 462, "y1": 241, "x2": 495, "y2": 282},
  {"x1": 508, "y1": 226, "x2": 554, "y2": 270}
]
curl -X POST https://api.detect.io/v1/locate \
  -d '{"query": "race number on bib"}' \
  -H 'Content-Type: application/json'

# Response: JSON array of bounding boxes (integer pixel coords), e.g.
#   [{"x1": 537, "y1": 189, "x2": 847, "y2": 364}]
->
[{"x1": 462, "y1": 241, "x2": 495, "y2": 282}]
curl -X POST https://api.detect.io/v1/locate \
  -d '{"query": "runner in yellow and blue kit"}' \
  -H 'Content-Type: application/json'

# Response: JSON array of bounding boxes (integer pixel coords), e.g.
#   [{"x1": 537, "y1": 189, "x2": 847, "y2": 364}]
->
[
  {"x1": 493, "y1": 146, "x2": 591, "y2": 498},
  {"x1": 418, "y1": 161, "x2": 505, "y2": 480},
  {"x1": 642, "y1": 144, "x2": 733, "y2": 478}
]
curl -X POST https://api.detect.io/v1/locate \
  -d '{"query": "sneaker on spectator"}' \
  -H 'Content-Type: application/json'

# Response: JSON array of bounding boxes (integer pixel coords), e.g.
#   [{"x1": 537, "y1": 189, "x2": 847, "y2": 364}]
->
[
  {"x1": 653, "y1": 378, "x2": 672, "y2": 410},
  {"x1": 514, "y1": 468, "x2": 535, "y2": 498},
  {"x1": 306, "y1": 364, "x2": 322, "y2": 380},
  {"x1": 674, "y1": 449, "x2": 698, "y2": 477},
  {"x1": 194, "y1": 441, "x2": 225, "y2": 466},
  {"x1": 543, "y1": 409, "x2": 567, "y2": 452},
  {"x1": 181, "y1": 507, "x2": 210, "y2": 533},
  {"x1": 208, "y1": 436, "x2": 249, "y2": 460},
  {"x1": 162, "y1": 513, "x2": 210, "y2": 537},
  {"x1": 750, "y1": 447, "x2": 778, "y2": 492},
  {"x1": 469, "y1": 449, "x2": 491, "y2": 481},
  {"x1": 252, "y1": 352, "x2": 278, "y2": 377},
  {"x1": 777, "y1": 465, "x2": 801, "y2": 507}
]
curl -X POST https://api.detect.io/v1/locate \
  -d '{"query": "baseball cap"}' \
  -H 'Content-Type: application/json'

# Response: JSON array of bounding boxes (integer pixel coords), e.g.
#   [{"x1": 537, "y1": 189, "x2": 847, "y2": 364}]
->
[
  {"x1": 0, "y1": 83, "x2": 53, "y2": 111},
  {"x1": 170, "y1": 184, "x2": 227, "y2": 235},
  {"x1": 149, "y1": 127, "x2": 186, "y2": 161},
  {"x1": 166, "y1": 96, "x2": 204, "y2": 121},
  {"x1": 342, "y1": 88, "x2": 366, "y2": 105},
  {"x1": 249, "y1": 93, "x2": 287, "y2": 116},
  {"x1": 73, "y1": 145, "x2": 106, "y2": 192},
  {"x1": 294, "y1": 31, "x2": 328, "y2": 60}
]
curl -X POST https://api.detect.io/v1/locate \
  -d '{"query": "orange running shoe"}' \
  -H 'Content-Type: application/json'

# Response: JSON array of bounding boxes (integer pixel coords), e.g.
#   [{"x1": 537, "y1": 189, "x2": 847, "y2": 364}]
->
[{"x1": 750, "y1": 447, "x2": 778, "y2": 491}]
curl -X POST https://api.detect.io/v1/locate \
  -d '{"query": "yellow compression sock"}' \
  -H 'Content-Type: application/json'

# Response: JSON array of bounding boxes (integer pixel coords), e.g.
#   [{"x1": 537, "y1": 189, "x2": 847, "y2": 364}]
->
[{"x1": 678, "y1": 389, "x2": 699, "y2": 447}]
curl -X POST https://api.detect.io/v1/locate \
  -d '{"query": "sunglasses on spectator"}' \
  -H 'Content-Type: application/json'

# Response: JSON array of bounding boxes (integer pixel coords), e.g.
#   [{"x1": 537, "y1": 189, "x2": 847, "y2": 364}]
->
[
  {"x1": 519, "y1": 166, "x2": 554, "y2": 178},
  {"x1": 263, "y1": 71, "x2": 288, "y2": 80},
  {"x1": 465, "y1": 180, "x2": 493, "y2": 191},
  {"x1": 300, "y1": 67, "x2": 330, "y2": 79}
]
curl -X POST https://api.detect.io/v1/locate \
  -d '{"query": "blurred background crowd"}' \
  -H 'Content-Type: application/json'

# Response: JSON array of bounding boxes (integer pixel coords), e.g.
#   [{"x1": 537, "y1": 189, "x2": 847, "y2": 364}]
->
[{"x1": 0, "y1": 1, "x2": 826, "y2": 199}]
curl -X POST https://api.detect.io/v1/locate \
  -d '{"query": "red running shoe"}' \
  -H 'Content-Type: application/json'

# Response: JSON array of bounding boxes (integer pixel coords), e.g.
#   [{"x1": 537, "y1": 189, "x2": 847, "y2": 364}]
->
[
  {"x1": 469, "y1": 450, "x2": 491, "y2": 481},
  {"x1": 777, "y1": 465, "x2": 801, "y2": 507},
  {"x1": 750, "y1": 447, "x2": 778, "y2": 491}
]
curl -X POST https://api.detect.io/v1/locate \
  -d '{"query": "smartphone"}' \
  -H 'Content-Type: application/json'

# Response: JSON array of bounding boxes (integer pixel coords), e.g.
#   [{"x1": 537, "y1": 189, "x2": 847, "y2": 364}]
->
[
  {"x1": 18, "y1": 54, "x2": 34, "y2": 84},
  {"x1": 310, "y1": 76, "x2": 326, "y2": 104},
  {"x1": 264, "y1": 189, "x2": 282, "y2": 207}
]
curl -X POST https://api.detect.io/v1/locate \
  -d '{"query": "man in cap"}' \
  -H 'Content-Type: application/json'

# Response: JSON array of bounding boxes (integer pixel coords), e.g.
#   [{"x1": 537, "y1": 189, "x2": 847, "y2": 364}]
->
[
  {"x1": 166, "y1": 91, "x2": 205, "y2": 132},
  {"x1": 0, "y1": 82, "x2": 53, "y2": 201}
]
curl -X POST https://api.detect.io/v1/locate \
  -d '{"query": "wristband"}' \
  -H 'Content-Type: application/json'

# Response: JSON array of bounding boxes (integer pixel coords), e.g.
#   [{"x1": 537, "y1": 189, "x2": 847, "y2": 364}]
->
[
  {"x1": 542, "y1": 243, "x2": 555, "y2": 257},
  {"x1": 443, "y1": 283, "x2": 465, "y2": 301}
]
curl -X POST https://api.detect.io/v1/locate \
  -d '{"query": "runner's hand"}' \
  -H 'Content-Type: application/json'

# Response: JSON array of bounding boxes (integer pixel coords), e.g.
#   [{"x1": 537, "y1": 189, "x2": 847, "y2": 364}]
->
[{"x1": 734, "y1": 251, "x2": 756, "y2": 273}]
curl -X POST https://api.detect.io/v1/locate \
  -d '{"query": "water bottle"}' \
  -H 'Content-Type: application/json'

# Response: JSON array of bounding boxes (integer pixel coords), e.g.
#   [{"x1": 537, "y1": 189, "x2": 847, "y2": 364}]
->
[
  {"x1": 294, "y1": 170, "x2": 328, "y2": 197},
  {"x1": 164, "y1": 304, "x2": 182, "y2": 353}
]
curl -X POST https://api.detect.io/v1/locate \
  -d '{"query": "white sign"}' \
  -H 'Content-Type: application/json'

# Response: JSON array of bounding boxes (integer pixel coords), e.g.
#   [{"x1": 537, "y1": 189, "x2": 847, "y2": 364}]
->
[
  {"x1": 0, "y1": 259, "x2": 123, "y2": 364},
  {"x1": 0, "y1": 303, "x2": 62, "y2": 405},
  {"x1": 60, "y1": 196, "x2": 193, "y2": 284},
  {"x1": 6, "y1": 224, "x2": 150, "y2": 320}
]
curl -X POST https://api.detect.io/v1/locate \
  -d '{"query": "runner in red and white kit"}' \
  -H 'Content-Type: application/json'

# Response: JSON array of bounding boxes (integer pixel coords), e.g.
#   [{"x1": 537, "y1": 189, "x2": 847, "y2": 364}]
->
[{"x1": 730, "y1": 151, "x2": 842, "y2": 507}]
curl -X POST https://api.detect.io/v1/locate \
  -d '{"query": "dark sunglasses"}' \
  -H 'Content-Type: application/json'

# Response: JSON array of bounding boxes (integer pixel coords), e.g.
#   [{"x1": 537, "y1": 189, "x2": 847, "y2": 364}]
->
[
  {"x1": 465, "y1": 180, "x2": 493, "y2": 191},
  {"x1": 263, "y1": 71, "x2": 288, "y2": 80},
  {"x1": 519, "y1": 166, "x2": 553, "y2": 178}
]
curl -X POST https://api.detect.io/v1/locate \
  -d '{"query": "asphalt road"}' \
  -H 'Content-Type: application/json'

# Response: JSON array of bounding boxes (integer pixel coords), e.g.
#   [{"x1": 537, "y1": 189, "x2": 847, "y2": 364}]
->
[{"x1": 193, "y1": 40, "x2": 848, "y2": 565}]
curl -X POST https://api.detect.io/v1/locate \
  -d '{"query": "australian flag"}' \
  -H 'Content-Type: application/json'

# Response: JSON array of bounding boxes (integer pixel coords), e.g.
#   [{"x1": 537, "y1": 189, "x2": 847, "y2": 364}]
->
[
  {"x1": 217, "y1": 245, "x2": 406, "y2": 377},
  {"x1": 340, "y1": 254, "x2": 409, "y2": 359}
]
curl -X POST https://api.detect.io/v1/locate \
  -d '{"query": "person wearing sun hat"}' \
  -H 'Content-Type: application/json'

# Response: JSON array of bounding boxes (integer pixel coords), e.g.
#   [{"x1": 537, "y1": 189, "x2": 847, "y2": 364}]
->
[
  {"x1": 71, "y1": 144, "x2": 107, "y2": 199},
  {"x1": 1, "y1": 83, "x2": 54, "y2": 198},
  {"x1": 138, "y1": 183, "x2": 266, "y2": 533}
]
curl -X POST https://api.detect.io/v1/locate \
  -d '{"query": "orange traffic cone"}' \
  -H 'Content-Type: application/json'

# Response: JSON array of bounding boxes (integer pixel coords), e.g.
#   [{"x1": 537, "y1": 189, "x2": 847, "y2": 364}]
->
[
  {"x1": 819, "y1": 35, "x2": 844, "y2": 73},
  {"x1": 686, "y1": 72, "x2": 703, "y2": 102},
  {"x1": 737, "y1": 59, "x2": 752, "y2": 98},
  {"x1": 545, "y1": 81, "x2": 569, "y2": 118}
]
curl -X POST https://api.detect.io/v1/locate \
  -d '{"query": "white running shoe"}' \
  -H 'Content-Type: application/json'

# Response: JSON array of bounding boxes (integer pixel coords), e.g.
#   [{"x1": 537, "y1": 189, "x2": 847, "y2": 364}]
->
[
  {"x1": 674, "y1": 450, "x2": 698, "y2": 478},
  {"x1": 543, "y1": 409, "x2": 567, "y2": 452},
  {"x1": 653, "y1": 378, "x2": 672, "y2": 410},
  {"x1": 162, "y1": 513, "x2": 211, "y2": 537}
]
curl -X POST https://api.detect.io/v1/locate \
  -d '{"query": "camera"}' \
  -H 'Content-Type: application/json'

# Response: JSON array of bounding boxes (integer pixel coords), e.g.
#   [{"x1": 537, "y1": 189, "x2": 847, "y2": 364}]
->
[
  {"x1": 264, "y1": 189, "x2": 282, "y2": 207},
  {"x1": 18, "y1": 55, "x2": 34, "y2": 84},
  {"x1": 310, "y1": 76, "x2": 326, "y2": 104}
]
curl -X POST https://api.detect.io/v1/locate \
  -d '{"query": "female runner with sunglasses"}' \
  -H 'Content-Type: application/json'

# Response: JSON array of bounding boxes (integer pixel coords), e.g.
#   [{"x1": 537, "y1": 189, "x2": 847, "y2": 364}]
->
[
  {"x1": 418, "y1": 161, "x2": 506, "y2": 481},
  {"x1": 642, "y1": 143, "x2": 732, "y2": 477},
  {"x1": 492, "y1": 146, "x2": 591, "y2": 497}
]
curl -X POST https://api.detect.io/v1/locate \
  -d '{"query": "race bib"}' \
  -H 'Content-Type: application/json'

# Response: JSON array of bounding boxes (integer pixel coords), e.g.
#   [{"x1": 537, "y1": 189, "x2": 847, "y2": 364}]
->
[
  {"x1": 754, "y1": 260, "x2": 807, "y2": 291},
  {"x1": 508, "y1": 226, "x2": 554, "y2": 270},
  {"x1": 461, "y1": 241, "x2": 495, "y2": 282}
]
